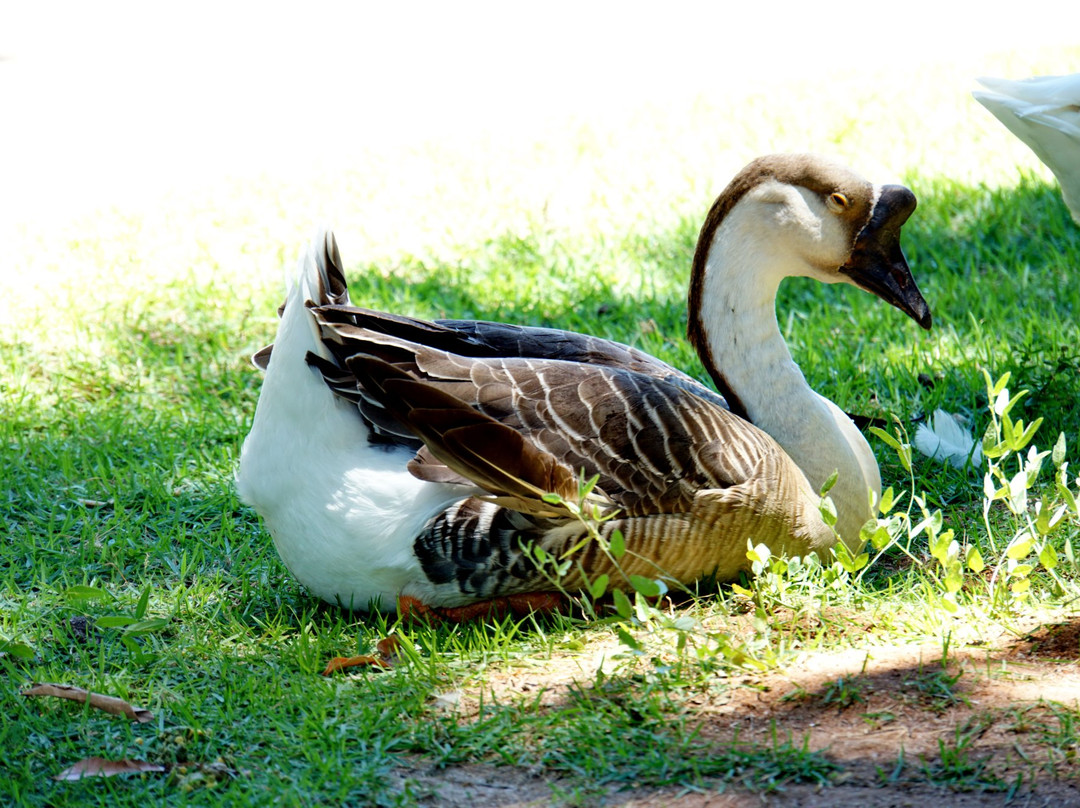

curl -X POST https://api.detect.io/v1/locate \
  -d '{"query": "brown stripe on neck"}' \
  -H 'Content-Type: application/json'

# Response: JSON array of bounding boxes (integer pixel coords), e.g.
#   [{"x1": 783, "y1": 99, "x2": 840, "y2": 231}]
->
[{"x1": 686, "y1": 154, "x2": 873, "y2": 425}]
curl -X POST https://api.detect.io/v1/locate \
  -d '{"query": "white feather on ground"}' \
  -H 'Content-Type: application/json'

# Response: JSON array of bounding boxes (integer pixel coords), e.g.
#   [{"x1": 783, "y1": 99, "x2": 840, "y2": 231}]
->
[
  {"x1": 973, "y1": 74, "x2": 1080, "y2": 225},
  {"x1": 914, "y1": 409, "x2": 984, "y2": 470}
]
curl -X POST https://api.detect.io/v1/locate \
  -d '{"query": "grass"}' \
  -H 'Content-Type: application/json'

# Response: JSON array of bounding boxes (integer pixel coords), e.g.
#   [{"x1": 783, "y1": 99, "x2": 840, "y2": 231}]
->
[
  {"x1": 4, "y1": 44, "x2": 1080, "y2": 806},
  {"x1": 900, "y1": 666, "x2": 968, "y2": 713},
  {"x1": 920, "y1": 720, "x2": 1007, "y2": 793}
]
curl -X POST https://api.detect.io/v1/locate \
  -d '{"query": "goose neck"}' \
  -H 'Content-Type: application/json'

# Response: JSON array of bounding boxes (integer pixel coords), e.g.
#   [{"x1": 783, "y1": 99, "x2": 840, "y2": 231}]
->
[{"x1": 691, "y1": 226, "x2": 816, "y2": 429}]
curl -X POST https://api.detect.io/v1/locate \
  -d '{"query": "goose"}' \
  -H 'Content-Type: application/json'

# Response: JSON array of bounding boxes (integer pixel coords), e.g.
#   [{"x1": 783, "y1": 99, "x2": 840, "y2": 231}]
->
[
  {"x1": 974, "y1": 74, "x2": 1080, "y2": 225},
  {"x1": 236, "y1": 154, "x2": 931, "y2": 619}
]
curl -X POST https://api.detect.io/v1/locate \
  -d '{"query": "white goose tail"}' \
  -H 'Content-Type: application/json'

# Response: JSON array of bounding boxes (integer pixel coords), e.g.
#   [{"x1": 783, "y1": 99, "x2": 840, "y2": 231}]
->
[
  {"x1": 236, "y1": 230, "x2": 461, "y2": 609},
  {"x1": 237, "y1": 229, "x2": 355, "y2": 510}
]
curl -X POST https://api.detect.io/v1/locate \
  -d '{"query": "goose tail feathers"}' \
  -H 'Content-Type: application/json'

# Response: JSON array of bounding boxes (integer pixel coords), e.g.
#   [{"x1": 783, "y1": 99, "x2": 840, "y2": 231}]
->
[{"x1": 253, "y1": 229, "x2": 350, "y2": 370}]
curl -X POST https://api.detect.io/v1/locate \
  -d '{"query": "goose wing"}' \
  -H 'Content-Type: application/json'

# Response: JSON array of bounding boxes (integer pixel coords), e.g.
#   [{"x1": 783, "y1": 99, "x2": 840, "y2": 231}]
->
[
  {"x1": 312, "y1": 337, "x2": 831, "y2": 599},
  {"x1": 310, "y1": 312, "x2": 775, "y2": 519},
  {"x1": 315, "y1": 305, "x2": 730, "y2": 410}
]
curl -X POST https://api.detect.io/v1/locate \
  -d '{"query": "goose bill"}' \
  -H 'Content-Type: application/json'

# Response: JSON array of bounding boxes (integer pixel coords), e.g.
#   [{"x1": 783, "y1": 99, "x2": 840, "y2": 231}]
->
[{"x1": 839, "y1": 184, "x2": 932, "y2": 330}]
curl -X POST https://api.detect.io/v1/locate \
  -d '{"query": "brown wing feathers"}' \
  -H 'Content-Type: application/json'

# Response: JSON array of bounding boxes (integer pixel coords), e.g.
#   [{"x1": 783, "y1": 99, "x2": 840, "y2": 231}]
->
[
  {"x1": 346, "y1": 354, "x2": 585, "y2": 516},
  {"x1": 314, "y1": 305, "x2": 731, "y2": 412},
  {"x1": 310, "y1": 318, "x2": 763, "y2": 519},
  {"x1": 301, "y1": 270, "x2": 770, "y2": 522}
]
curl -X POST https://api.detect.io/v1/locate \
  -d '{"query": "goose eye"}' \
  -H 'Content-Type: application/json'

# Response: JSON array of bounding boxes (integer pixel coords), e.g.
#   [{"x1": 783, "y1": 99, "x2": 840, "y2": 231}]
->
[{"x1": 827, "y1": 192, "x2": 849, "y2": 213}]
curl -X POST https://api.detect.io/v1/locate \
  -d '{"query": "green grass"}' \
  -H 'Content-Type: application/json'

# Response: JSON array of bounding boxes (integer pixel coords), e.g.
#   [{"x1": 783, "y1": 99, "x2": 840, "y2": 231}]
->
[{"x1": 5, "y1": 47, "x2": 1080, "y2": 806}]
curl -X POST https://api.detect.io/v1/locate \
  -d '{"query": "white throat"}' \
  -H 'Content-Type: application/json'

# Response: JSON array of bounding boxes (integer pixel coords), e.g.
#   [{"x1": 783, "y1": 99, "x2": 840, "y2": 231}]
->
[{"x1": 697, "y1": 199, "x2": 880, "y2": 546}]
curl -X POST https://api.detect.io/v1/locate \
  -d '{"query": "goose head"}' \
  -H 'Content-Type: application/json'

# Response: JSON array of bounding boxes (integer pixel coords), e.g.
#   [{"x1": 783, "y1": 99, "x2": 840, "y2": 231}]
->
[{"x1": 688, "y1": 154, "x2": 930, "y2": 396}]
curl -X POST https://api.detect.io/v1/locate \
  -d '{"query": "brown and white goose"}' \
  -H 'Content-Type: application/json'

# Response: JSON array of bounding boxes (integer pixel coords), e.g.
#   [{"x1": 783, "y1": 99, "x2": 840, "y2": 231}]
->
[{"x1": 236, "y1": 154, "x2": 931, "y2": 616}]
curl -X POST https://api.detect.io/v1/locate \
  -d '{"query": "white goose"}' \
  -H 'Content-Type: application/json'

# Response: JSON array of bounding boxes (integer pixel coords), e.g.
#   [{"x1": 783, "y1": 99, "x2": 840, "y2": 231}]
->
[
  {"x1": 974, "y1": 74, "x2": 1080, "y2": 225},
  {"x1": 237, "y1": 154, "x2": 931, "y2": 618}
]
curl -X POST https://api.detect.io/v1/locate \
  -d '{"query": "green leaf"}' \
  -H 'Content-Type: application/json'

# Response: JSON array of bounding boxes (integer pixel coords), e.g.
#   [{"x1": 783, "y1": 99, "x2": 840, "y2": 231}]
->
[
  {"x1": 966, "y1": 545, "x2": 985, "y2": 573},
  {"x1": 1052, "y1": 432, "x2": 1067, "y2": 469},
  {"x1": 869, "y1": 426, "x2": 902, "y2": 451},
  {"x1": 612, "y1": 588, "x2": 632, "y2": 619},
  {"x1": 818, "y1": 496, "x2": 838, "y2": 527},
  {"x1": 1035, "y1": 498, "x2": 1051, "y2": 535},
  {"x1": 122, "y1": 618, "x2": 170, "y2": 635},
  {"x1": 879, "y1": 486, "x2": 896, "y2": 515},
  {"x1": 0, "y1": 638, "x2": 34, "y2": 658},
  {"x1": 944, "y1": 566, "x2": 963, "y2": 594},
  {"x1": 64, "y1": 585, "x2": 109, "y2": 603},
  {"x1": 869, "y1": 525, "x2": 892, "y2": 551},
  {"x1": 986, "y1": 370, "x2": 1011, "y2": 399},
  {"x1": 609, "y1": 530, "x2": 626, "y2": 560},
  {"x1": 634, "y1": 592, "x2": 655, "y2": 623},
  {"x1": 541, "y1": 492, "x2": 563, "y2": 505},
  {"x1": 911, "y1": 510, "x2": 942, "y2": 541},
  {"x1": 993, "y1": 388, "x2": 1010, "y2": 416},
  {"x1": 834, "y1": 542, "x2": 865, "y2": 574},
  {"x1": 1008, "y1": 469, "x2": 1029, "y2": 514},
  {"x1": 982, "y1": 428, "x2": 1006, "y2": 459},
  {"x1": 628, "y1": 575, "x2": 660, "y2": 598},
  {"x1": 1010, "y1": 578, "x2": 1031, "y2": 595},
  {"x1": 616, "y1": 626, "x2": 642, "y2": 651},
  {"x1": 898, "y1": 444, "x2": 912, "y2": 472},
  {"x1": 589, "y1": 573, "x2": 609, "y2": 600},
  {"x1": 671, "y1": 616, "x2": 697, "y2": 632},
  {"x1": 1015, "y1": 417, "x2": 1043, "y2": 451},
  {"x1": 1057, "y1": 480, "x2": 1078, "y2": 516},
  {"x1": 560, "y1": 534, "x2": 591, "y2": 558},
  {"x1": 869, "y1": 427, "x2": 912, "y2": 470},
  {"x1": 577, "y1": 473, "x2": 601, "y2": 500},
  {"x1": 1006, "y1": 536, "x2": 1034, "y2": 560},
  {"x1": 1004, "y1": 389, "x2": 1028, "y2": 417},
  {"x1": 96, "y1": 615, "x2": 138, "y2": 629},
  {"x1": 1009, "y1": 563, "x2": 1034, "y2": 578},
  {"x1": 1049, "y1": 503, "x2": 1068, "y2": 533},
  {"x1": 819, "y1": 469, "x2": 839, "y2": 497},
  {"x1": 1038, "y1": 543, "x2": 1058, "y2": 571},
  {"x1": 134, "y1": 586, "x2": 151, "y2": 620},
  {"x1": 746, "y1": 541, "x2": 770, "y2": 565},
  {"x1": 860, "y1": 519, "x2": 889, "y2": 551},
  {"x1": 730, "y1": 583, "x2": 754, "y2": 597}
]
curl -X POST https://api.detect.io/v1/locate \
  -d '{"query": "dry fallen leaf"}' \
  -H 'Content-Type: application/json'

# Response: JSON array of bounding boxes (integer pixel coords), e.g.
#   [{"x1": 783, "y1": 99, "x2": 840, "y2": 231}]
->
[
  {"x1": 22, "y1": 683, "x2": 153, "y2": 723},
  {"x1": 322, "y1": 635, "x2": 401, "y2": 675},
  {"x1": 54, "y1": 757, "x2": 165, "y2": 781}
]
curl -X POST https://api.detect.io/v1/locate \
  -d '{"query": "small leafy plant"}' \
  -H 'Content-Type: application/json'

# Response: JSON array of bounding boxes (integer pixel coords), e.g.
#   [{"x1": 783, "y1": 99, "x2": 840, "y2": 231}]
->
[{"x1": 862, "y1": 371, "x2": 1080, "y2": 616}]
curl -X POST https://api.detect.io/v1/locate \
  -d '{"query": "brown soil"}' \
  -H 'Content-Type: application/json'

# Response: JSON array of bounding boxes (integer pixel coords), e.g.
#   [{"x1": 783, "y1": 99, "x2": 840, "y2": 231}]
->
[{"x1": 393, "y1": 612, "x2": 1080, "y2": 807}]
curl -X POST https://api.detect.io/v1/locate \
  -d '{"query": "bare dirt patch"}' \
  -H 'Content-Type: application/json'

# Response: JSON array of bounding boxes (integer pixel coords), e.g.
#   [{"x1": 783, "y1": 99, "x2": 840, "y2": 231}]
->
[
  {"x1": 1015, "y1": 618, "x2": 1080, "y2": 662},
  {"x1": 394, "y1": 613, "x2": 1080, "y2": 806}
]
